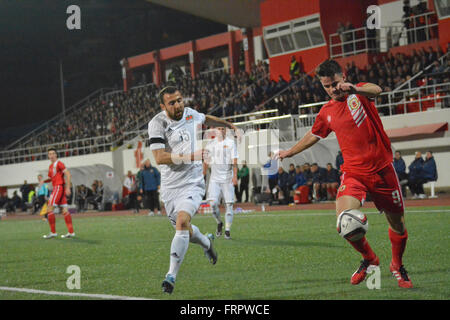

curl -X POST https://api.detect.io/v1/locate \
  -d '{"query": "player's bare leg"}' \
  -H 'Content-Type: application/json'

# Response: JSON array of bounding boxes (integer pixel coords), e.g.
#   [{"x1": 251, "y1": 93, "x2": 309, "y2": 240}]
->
[
  {"x1": 336, "y1": 196, "x2": 379, "y2": 285},
  {"x1": 61, "y1": 207, "x2": 75, "y2": 238},
  {"x1": 43, "y1": 204, "x2": 57, "y2": 239},
  {"x1": 385, "y1": 211, "x2": 412, "y2": 288},
  {"x1": 163, "y1": 211, "x2": 217, "y2": 294}
]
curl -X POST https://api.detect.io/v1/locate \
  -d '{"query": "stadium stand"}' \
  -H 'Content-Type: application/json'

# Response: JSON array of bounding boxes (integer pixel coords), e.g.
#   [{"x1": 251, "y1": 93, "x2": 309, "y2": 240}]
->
[{"x1": 0, "y1": 46, "x2": 448, "y2": 166}]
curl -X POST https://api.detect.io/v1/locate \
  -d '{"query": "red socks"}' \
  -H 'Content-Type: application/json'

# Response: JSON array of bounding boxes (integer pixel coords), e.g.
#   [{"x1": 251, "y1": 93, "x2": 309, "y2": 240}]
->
[
  {"x1": 347, "y1": 236, "x2": 377, "y2": 262},
  {"x1": 64, "y1": 212, "x2": 74, "y2": 234},
  {"x1": 346, "y1": 229, "x2": 408, "y2": 267},
  {"x1": 47, "y1": 211, "x2": 74, "y2": 234},
  {"x1": 389, "y1": 228, "x2": 408, "y2": 268},
  {"x1": 48, "y1": 212, "x2": 56, "y2": 233}
]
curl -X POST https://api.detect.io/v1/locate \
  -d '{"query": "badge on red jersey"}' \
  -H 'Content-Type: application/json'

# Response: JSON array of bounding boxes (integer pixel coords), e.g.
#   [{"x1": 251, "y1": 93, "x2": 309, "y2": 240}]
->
[{"x1": 347, "y1": 94, "x2": 367, "y2": 127}]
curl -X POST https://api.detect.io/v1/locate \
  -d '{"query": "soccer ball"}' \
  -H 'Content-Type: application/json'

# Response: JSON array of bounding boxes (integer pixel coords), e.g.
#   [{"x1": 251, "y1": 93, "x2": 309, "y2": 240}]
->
[{"x1": 337, "y1": 209, "x2": 368, "y2": 241}]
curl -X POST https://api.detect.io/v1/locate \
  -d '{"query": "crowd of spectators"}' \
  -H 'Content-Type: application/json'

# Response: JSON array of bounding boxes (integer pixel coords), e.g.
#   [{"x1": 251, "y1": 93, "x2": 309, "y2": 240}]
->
[
  {"x1": 393, "y1": 150, "x2": 438, "y2": 199},
  {"x1": 75, "y1": 180, "x2": 104, "y2": 212},
  {"x1": 402, "y1": 0, "x2": 436, "y2": 45},
  {"x1": 122, "y1": 159, "x2": 162, "y2": 216},
  {"x1": 1, "y1": 41, "x2": 448, "y2": 165},
  {"x1": 261, "y1": 151, "x2": 344, "y2": 205}
]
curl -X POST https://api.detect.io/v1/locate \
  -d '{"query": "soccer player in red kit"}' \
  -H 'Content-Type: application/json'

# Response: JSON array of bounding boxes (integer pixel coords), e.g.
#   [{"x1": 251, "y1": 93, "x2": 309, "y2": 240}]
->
[
  {"x1": 43, "y1": 148, "x2": 75, "y2": 239},
  {"x1": 277, "y1": 60, "x2": 412, "y2": 288}
]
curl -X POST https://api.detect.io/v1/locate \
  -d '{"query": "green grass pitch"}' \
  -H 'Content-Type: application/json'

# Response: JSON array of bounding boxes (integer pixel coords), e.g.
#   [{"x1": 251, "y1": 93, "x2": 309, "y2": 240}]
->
[{"x1": 0, "y1": 206, "x2": 449, "y2": 300}]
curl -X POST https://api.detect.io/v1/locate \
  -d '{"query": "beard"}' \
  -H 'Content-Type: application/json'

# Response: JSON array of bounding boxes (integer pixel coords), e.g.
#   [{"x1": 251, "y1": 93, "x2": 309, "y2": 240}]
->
[{"x1": 167, "y1": 108, "x2": 183, "y2": 121}]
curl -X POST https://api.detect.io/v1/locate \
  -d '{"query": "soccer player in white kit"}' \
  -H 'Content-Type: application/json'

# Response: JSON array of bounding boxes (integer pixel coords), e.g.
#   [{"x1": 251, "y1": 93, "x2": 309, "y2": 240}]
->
[
  {"x1": 204, "y1": 127, "x2": 238, "y2": 239},
  {"x1": 148, "y1": 86, "x2": 239, "y2": 294}
]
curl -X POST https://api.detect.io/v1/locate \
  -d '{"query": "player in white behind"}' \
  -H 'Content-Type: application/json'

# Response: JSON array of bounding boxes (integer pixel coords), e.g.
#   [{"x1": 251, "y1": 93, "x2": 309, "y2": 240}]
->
[
  {"x1": 148, "y1": 86, "x2": 239, "y2": 294},
  {"x1": 204, "y1": 126, "x2": 238, "y2": 239}
]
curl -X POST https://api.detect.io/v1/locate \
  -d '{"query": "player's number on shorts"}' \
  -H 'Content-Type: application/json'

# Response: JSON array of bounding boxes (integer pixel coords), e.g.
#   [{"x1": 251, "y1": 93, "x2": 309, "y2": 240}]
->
[{"x1": 392, "y1": 190, "x2": 401, "y2": 205}]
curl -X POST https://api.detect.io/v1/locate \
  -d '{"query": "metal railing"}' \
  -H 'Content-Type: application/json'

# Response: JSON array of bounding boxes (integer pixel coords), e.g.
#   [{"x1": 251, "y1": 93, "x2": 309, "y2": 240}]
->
[
  {"x1": 5, "y1": 87, "x2": 116, "y2": 151},
  {"x1": 329, "y1": 11, "x2": 439, "y2": 59},
  {"x1": 223, "y1": 109, "x2": 279, "y2": 123},
  {"x1": 294, "y1": 82, "x2": 450, "y2": 125},
  {"x1": 392, "y1": 51, "x2": 449, "y2": 94},
  {"x1": 329, "y1": 26, "x2": 378, "y2": 59},
  {"x1": 389, "y1": 11, "x2": 439, "y2": 47},
  {"x1": 0, "y1": 134, "x2": 115, "y2": 165},
  {"x1": 198, "y1": 66, "x2": 230, "y2": 76},
  {"x1": 375, "y1": 81, "x2": 450, "y2": 115}
]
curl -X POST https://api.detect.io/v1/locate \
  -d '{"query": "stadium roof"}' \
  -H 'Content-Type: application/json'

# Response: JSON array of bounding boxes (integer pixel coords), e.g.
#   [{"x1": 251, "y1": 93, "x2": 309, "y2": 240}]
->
[{"x1": 146, "y1": 0, "x2": 264, "y2": 28}]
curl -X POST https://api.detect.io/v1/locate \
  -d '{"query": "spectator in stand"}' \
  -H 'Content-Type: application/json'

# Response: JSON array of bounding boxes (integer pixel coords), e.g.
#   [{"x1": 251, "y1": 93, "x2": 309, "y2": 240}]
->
[
  {"x1": 422, "y1": 150, "x2": 437, "y2": 184},
  {"x1": 337, "y1": 22, "x2": 346, "y2": 55},
  {"x1": 76, "y1": 184, "x2": 90, "y2": 212},
  {"x1": 11, "y1": 191, "x2": 22, "y2": 212},
  {"x1": 394, "y1": 151, "x2": 409, "y2": 197},
  {"x1": 344, "y1": 21, "x2": 355, "y2": 55},
  {"x1": 287, "y1": 163, "x2": 297, "y2": 203},
  {"x1": 408, "y1": 151, "x2": 426, "y2": 199},
  {"x1": 0, "y1": 192, "x2": 14, "y2": 213},
  {"x1": 124, "y1": 170, "x2": 139, "y2": 213},
  {"x1": 335, "y1": 150, "x2": 344, "y2": 174},
  {"x1": 324, "y1": 163, "x2": 340, "y2": 200},
  {"x1": 275, "y1": 166, "x2": 289, "y2": 205},
  {"x1": 403, "y1": 0, "x2": 413, "y2": 44},
  {"x1": 415, "y1": 0, "x2": 428, "y2": 42},
  {"x1": 310, "y1": 163, "x2": 327, "y2": 202},
  {"x1": 140, "y1": 159, "x2": 161, "y2": 216},
  {"x1": 20, "y1": 180, "x2": 32, "y2": 211},
  {"x1": 87, "y1": 182, "x2": 102, "y2": 211},
  {"x1": 237, "y1": 161, "x2": 250, "y2": 203},
  {"x1": 289, "y1": 56, "x2": 301, "y2": 79},
  {"x1": 302, "y1": 163, "x2": 313, "y2": 189},
  {"x1": 34, "y1": 174, "x2": 49, "y2": 214},
  {"x1": 293, "y1": 165, "x2": 306, "y2": 189}
]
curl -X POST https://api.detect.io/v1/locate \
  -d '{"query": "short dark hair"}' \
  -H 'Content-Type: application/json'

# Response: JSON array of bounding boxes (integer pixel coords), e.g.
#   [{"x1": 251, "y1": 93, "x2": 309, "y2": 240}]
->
[
  {"x1": 311, "y1": 163, "x2": 318, "y2": 166},
  {"x1": 47, "y1": 147, "x2": 57, "y2": 154},
  {"x1": 316, "y1": 59, "x2": 343, "y2": 78},
  {"x1": 159, "y1": 86, "x2": 179, "y2": 104}
]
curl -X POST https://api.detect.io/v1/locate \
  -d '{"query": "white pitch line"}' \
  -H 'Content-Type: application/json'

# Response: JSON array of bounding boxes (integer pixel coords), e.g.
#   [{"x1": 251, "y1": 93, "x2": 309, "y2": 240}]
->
[
  {"x1": 0, "y1": 286, "x2": 156, "y2": 300},
  {"x1": 198, "y1": 208, "x2": 450, "y2": 219}
]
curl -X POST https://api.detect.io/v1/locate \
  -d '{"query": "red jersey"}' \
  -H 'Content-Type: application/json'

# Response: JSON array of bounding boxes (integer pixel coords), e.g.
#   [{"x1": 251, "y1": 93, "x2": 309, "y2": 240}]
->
[
  {"x1": 311, "y1": 83, "x2": 392, "y2": 175},
  {"x1": 48, "y1": 160, "x2": 66, "y2": 187}
]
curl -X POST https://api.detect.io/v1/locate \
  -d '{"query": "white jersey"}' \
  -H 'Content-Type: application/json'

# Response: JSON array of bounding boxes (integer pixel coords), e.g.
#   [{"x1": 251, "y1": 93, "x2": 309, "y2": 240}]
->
[
  {"x1": 148, "y1": 107, "x2": 206, "y2": 193},
  {"x1": 205, "y1": 137, "x2": 238, "y2": 183}
]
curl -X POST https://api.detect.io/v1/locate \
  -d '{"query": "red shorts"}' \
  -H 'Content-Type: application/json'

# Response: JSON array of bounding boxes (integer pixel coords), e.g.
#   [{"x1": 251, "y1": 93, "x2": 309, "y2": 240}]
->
[
  {"x1": 48, "y1": 185, "x2": 67, "y2": 207},
  {"x1": 337, "y1": 163, "x2": 404, "y2": 214}
]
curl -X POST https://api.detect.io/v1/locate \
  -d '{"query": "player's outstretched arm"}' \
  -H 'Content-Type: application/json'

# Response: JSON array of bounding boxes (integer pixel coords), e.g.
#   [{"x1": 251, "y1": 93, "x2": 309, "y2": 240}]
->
[
  {"x1": 152, "y1": 148, "x2": 206, "y2": 165},
  {"x1": 205, "y1": 115, "x2": 238, "y2": 132},
  {"x1": 277, "y1": 130, "x2": 320, "y2": 160}
]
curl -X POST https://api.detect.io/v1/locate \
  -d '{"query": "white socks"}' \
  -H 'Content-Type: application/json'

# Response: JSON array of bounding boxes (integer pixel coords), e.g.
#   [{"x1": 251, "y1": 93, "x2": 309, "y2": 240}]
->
[
  {"x1": 211, "y1": 203, "x2": 222, "y2": 225},
  {"x1": 225, "y1": 203, "x2": 234, "y2": 231},
  {"x1": 190, "y1": 224, "x2": 210, "y2": 249},
  {"x1": 167, "y1": 225, "x2": 211, "y2": 280},
  {"x1": 167, "y1": 230, "x2": 189, "y2": 279}
]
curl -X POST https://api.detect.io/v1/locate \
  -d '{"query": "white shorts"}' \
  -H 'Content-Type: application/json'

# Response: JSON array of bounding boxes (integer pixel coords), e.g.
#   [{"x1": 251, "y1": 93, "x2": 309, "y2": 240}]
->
[
  {"x1": 161, "y1": 184, "x2": 205, "y2": 227},
  {"x1": 207, "y1": 180, "x2": 235, "y2": 205}
]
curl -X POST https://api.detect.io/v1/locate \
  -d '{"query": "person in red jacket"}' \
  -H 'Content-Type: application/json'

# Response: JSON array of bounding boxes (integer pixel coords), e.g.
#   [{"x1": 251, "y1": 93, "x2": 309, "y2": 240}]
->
[
  {"x1": 43, "y1": 148, "x2": 75, "y2": 239},
  {"x1": 277, "y1": 59, "x2": 412, "y2": 289}
]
